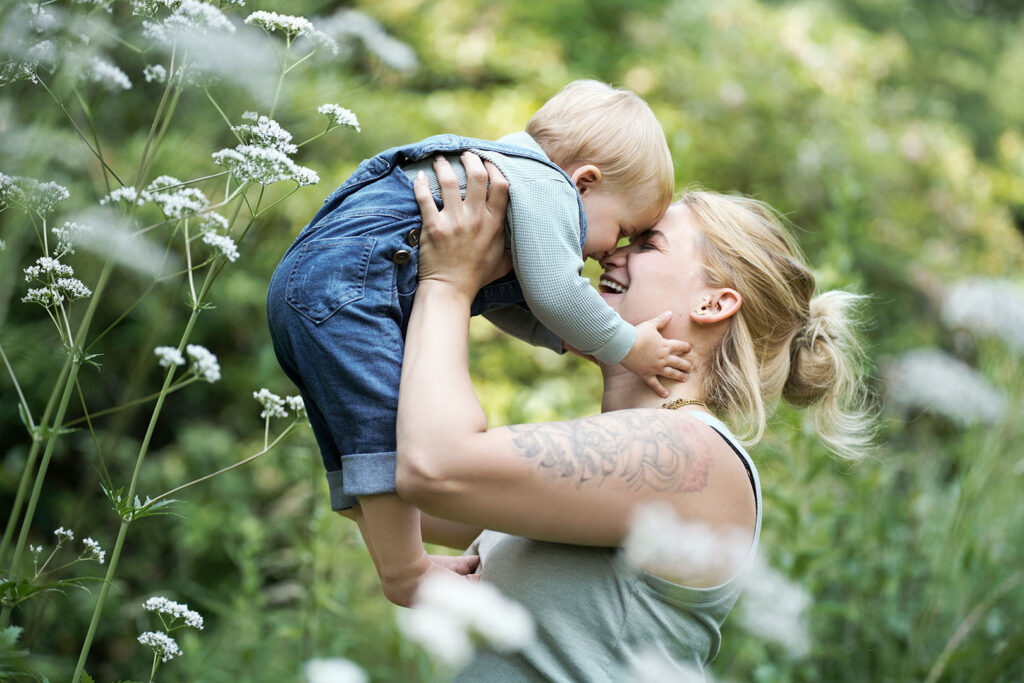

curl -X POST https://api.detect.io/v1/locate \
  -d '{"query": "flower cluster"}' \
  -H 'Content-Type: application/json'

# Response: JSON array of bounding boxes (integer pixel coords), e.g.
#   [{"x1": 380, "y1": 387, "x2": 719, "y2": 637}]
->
[
  {"x1": 143, "y1": 63, "x2": 168, "y2": 83},
  {"x1": 212, "y1": 144, "x2": 319, "y2": 187},
  {"x1": 318, "y1": 104, "x2": 360, "y2": 132},
  {"x1": 398, "y1": 572, "x2": 535, "y2": 669},
  {"x1": 0, "y1": 173, "x2": 70, "y2": 217},
  {"x1": 138, "y1": 631, "x2": 182, "y2": 662},
  {"x1": 29, "y1": 544, "x2": 43, "y2": 554},
  {"x1": 154, "y1": 346, "x2": 185, "y2": 368},
  {"x1": 87, "y1": 56, "x2": 132, "y2": 91},
  {"x1": 253, "y1": 388, "x2": 305, "y2": 419},
  {"x1": 51, "y1": 221, "x2": 92, "y2": 257},
  {"x1": 82, "y1": 537, "x2": 106, "y2": 564},
  {"x1": 145, "y1": 175, "x2": 210, "y2": 219},
  {"x1": 54, "y1": 527, "x2": 74, "y2": 542},
  {"x1": 321, "y1": 9, "x2": 418, "y2": 74},
  {"x1": 883, "y1": 348, "x2": 1006, "y2": 426},
  {"x1": 142, "y1": 0, "x2": 235, "y2": 45},
  {"x1": 185, "y1": 344, "x2": 221, "y2": 382},
  {"x1": 244, "y1": 11, "x2": 338, "y2": 54},
  {"x1": 621, "y1": 501, "x2": 750, "y2": 583},
  {"x1": 22, "y1": 257, "x2": 92, "y2": 309},
  {"x1": 942, "y1": 279, "x2": 1024, "y2": 354},
  {"x1": 303, "y1": 658, "x2": 367, "y2": 683},
  {"x1": 201, "y1": 231, "x2": 239, "y2": 262},
  {"x1": 233, "y1": 112, "x2": 297, "y2": 154},
  {"x1": 143, "y1": 596, "x2": 205, "y2": 630},
  {"x1": 99, "y1": 186, "x2": 144, "y2": 207}
]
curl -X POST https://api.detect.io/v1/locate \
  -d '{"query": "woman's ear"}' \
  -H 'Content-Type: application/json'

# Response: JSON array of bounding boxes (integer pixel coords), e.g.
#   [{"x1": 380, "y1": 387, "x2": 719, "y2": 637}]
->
[
  {"x1": 569, "y1": 164, "x2": 602, "y2": 195},
  {"x1": 690, "y1": 288, "x2": 742, "y2": 324}
]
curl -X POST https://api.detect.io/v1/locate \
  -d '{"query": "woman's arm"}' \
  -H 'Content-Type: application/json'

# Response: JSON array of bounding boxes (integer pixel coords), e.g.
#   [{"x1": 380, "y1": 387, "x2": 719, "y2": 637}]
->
[{"x1": 397, "y1": 155, "x2": 755, "y2": 547}]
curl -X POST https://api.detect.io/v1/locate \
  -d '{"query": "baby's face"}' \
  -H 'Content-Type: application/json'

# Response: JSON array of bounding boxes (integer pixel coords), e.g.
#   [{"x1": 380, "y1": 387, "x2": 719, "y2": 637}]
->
[{"x1": 580, "y1": 189, "x2": 658, "y2": 261}]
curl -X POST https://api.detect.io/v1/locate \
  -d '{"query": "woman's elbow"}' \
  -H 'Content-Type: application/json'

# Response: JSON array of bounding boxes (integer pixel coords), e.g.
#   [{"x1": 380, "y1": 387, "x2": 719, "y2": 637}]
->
[{"x1": 395, "y1": 444, "x2": 456, "y2": 508}]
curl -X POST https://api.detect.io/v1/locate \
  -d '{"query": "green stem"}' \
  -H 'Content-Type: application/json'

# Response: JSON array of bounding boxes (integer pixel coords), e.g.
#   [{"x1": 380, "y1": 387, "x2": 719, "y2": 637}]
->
[
  {"x1": 72, "y1": 265, "x2": 219, "y2": 683},
  {"x1": 1, "y1": 260, "x2": 115, "y2": 628},
  {"x1": 63, "y1": 378, "x2": 196, "y2": 428},
  {"x1": 0, "y1": 355, "x2": 71, "y2": 567},
  {"x1": 0, "y1": 342, "x2": 35, "y2": 432},
  {"x1": 148, "y1": 423, "x2": 299, "y2": 505},
  {"x1": 149, "y1": 652, "x2": 159, "y2": 683}
]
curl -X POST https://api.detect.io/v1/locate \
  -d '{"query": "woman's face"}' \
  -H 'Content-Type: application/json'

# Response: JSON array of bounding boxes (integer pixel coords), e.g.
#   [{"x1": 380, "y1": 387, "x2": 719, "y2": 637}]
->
[{"x1": 597, "y1": 204, "x2": 707, "y2": 329}]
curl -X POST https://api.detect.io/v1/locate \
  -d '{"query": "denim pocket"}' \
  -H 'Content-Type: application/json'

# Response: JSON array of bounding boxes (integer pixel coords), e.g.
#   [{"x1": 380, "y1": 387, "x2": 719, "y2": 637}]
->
[{"x1": 285, "y1": 237, "x2": 376, "y2": 324}]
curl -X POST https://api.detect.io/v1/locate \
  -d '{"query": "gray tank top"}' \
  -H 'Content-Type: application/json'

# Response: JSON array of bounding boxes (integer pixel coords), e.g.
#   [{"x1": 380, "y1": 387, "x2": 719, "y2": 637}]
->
[{"x1": 456, "y1": 412, "x2": 762, "y2": 682}]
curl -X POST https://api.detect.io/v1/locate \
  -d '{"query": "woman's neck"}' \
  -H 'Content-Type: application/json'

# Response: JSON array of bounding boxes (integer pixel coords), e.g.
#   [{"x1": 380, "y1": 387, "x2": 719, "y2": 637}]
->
[{"x1": 600, "y1": 364, "x2": 706, "y2": 413}]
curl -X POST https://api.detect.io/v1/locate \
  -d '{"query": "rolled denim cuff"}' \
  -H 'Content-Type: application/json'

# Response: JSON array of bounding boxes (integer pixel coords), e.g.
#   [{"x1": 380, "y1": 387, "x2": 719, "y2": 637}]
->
[
  {"x1": 341, "y1": 451, "x2": 398, "y2": 497},
  {"x1": 326, "y1": 470, "x2": 359, "y2": 511}
]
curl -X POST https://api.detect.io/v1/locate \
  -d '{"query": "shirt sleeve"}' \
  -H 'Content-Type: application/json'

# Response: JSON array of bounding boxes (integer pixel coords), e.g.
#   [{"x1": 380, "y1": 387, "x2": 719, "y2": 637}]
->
[
  {"x1": 482, "y1": 304, "x2": 564, "y2": 353},
  {"x1": 506, "y1": 177, "x2": 636, "y2": 364}
]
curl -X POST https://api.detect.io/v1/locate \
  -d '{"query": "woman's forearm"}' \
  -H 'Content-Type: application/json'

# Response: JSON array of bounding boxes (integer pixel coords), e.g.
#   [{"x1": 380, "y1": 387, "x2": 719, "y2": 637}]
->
[{"x1": 396, "y1": 280, "x2": 488, "y2": 489}]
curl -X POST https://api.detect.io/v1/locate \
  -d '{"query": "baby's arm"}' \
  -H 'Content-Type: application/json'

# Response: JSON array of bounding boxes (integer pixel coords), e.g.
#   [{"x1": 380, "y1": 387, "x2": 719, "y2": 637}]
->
[{"x1": 509, "y1": 179, "x2": 689, "y2": 395}]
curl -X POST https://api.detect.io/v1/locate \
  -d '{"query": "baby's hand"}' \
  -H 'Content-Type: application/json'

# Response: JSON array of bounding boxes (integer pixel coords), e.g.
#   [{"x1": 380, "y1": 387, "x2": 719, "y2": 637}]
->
[{"x1": 620, "y1": 311, "x2": 692, "y2": 397}]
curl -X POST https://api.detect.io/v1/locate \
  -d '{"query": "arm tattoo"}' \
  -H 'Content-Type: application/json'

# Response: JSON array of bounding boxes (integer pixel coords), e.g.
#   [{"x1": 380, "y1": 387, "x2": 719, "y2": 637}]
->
[{"x1": 507, "y1": 411, "x2": 712, "y2": 492}]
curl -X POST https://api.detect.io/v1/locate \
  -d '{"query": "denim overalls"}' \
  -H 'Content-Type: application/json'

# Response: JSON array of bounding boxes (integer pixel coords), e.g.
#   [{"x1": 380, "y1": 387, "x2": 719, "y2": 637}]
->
[{"x1": 266, "y1": 135, "x2": 586, "y2": 510}]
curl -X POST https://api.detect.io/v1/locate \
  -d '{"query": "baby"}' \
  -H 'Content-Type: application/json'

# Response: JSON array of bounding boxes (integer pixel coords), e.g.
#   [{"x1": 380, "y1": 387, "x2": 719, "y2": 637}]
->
[{"x1": 266, "y1": 80, "x2": 686, "y2": 603}]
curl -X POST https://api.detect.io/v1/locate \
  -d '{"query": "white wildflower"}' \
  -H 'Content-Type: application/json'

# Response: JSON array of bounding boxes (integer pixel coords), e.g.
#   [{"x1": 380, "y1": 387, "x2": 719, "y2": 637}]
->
[
  {"x1": 143, "y1": 0, "x2": 236, "y2": 45},
  {"x1": 942, "y1": 279, "x2": 1024, "y2": 354},
  {"x1": 400, "y1": 572, "x2": 535, "y2": 667},
  {"x1": 212, "y1": 144, "x2": 319, "y2": 186},
  {"x1": 54, "y1": 278, "x2": 92, "y2": 301},
  {"x1": 303, "y1": 658, "x2": 367, "y2": 683},
  {"x1": 321, "y1": 9, "x2": 418, "y2": 73},
  {"x1": 29, "y1": 545, "x2": 43, "y2": 555},
  {"x1": 253, "y1": 388, "x2": 288, "y2": 418},
  {"x1": 629, "y1": 648, "x2": 704, "y2": 683},
  {"x1": 244, "y1": 11, "x2": 338, "y2": 54},
  {"x1": 52, "y1": 221, "x2": 92, "y2": 257},
  {"x1": 202, "y1": 231, "x2": 239, "y2": 262},
  {"x1": 144, "y1": 64, "x2": 167, "y2": 83},
  {"x1": 54, "y1": 526, "x2": 74, "y2": 542},
  {"x1": 25, "y1": 40, "x2": 58, "y2": 71},
  {"x1": 883, "y1": 348, "x2": 1006, "y2": 426},
  {"x1": 142, "y1": 175, "x2": 209, "y2": 218},
  {"x1": 82, "y1": 537, "x2": 106, "y2": 564},
  {"x1": 285, "y1": 395, "x2": 305, "y2": 415},
  {"x1": 87, "y1": 57, "x2": 132, "y2": 91},
  {"x1": 22, "y1": 287, "x2": 63, "y2": 307},
  {"x1": 99, "y1": 186, "x2": 145, "y2": 207},
  {"x1": 736, "y1": 557, "x2": 812, "y2": 657},
  {"x1": 0, "y1": 175, "x2": 70, "y2": 217},
  {"x1": 130, "y1": 0, "x2": 176, "y2": 16},
  {"x1": 186, "y1": 344, "x2": 221, "y2": 382},
  {"x1": 198, "y1": 211, "x2": 229, "y2": 233},
  {"x1": 138, "y1": 631, "x2": 182, "y2": 662},
  {"x1": 24, "y1": 256, "x2": 74, "y2": 282},
  {"x1": 154, "y1": 346, "x2": 185, "y2": 368},
  {"x1": 318, "y1": 104, "x2": 360, "y2": 132},
  {"x1": 397, "y1": 609, "x2": 473, "y2": 670},
  {"x1": 233, "y1": 112, "x2": 297, "y2": 154},
  {"x1": 143, "y1": 596, "x2": 205, "y2": 630},
  {"x1": 622, "y1": 501, "x2": 750, "y2": 583}
]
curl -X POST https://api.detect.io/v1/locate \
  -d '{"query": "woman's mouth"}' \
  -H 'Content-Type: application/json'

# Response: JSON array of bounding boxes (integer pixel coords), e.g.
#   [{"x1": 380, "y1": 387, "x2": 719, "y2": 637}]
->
[{"x1": 599, "y1": 277, "x2": 628, "y2": 294}]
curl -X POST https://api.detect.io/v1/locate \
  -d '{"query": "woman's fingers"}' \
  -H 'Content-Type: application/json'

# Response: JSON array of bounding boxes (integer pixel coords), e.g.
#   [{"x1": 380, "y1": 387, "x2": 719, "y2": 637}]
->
[
  {"x1": 413, "y1": 171, "x2": 439, "y2": 224},
  {"x1": 483, "y1": 160, "x2": 509, "y2": 216},
  {"x1": 461, "y1": 152, "x2": 490, "y2": 208},
  {"x1": 433, "y1": 155, "x2": 463, "y2": 216}
]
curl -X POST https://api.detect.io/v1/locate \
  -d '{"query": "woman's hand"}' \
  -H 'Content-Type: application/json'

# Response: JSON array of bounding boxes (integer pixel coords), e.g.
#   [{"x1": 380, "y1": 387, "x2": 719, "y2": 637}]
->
[{"x1": 413, "y1": 152, "x2": 511, "y2": 295}]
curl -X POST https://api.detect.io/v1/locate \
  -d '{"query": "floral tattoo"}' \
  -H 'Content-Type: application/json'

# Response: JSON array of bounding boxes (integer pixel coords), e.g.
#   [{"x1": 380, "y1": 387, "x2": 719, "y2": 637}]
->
[{"x1": 507, "y1": 411, "x2": 712, "y2": 492}]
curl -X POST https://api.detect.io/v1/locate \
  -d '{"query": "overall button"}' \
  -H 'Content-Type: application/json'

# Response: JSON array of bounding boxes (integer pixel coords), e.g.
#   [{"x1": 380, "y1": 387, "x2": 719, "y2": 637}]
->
[
  {"x1": 392, "y1": 249, "x2": 411, "y2": 264},
  {"x1": 406, "y1": 229, "x2": 421, "y2": 246}
]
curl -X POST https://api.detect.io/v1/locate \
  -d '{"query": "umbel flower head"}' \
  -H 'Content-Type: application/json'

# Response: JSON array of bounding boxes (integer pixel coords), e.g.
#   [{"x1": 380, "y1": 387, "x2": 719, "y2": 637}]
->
[
  {"x1": 186, "y1": 344, "x2": 221, "y2": 383},
  {"x1": 82, "y1": 537, "x2": 106, "y2": 564},
  {"x1": 253, "y1": 388, "x2": 305, "y2": 419},
  {"x1": 244, "y1": 11, "x2": 339, "y2": 54},
  {"x1": 318, "y1": 104, "x2": 360, "y2": 132},
  {"x1": 212, "y1": 144, "x2": 319, "y2": 187},
  {"x1": 143, "y1": 596, "x2": 204, "y2": 630},
  {"x1": 138, "y1": 631, "x2": 182, "y2": 662},
  {"x1": 0, "y1": 173, "x2": 70, "y2": 217}
]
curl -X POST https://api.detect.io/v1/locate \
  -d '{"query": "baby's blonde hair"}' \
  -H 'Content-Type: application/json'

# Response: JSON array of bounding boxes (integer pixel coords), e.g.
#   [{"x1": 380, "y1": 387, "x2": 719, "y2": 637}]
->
[
  {"x1": 680, "y1": 190, "x2": 875, "y2": 460},
  {"x1": 527, "y1": 80, "x2": 674, "y2": 215}
]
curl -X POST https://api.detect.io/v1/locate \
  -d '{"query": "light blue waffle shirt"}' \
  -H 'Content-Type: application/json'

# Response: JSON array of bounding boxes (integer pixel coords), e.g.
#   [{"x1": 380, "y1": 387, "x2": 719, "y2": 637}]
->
[{"x1": 402, "y1": 132, "x2": 636, "y2": 364}]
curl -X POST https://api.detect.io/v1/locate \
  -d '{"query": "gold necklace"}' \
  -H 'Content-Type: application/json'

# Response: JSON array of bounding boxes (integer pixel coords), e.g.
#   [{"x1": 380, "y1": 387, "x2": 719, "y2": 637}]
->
[{"x1": 660, "y1": 398, "x2": 709, "y2": 411}]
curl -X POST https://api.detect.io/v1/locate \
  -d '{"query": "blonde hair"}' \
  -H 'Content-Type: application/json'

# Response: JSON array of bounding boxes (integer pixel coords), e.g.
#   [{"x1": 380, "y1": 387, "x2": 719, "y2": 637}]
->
[
  {"x1": 681, "y1": 190, "x2": 874, "y2": 460},
  {"x1": 527, "y1": 80, "x2": 674, "y2": 214}
]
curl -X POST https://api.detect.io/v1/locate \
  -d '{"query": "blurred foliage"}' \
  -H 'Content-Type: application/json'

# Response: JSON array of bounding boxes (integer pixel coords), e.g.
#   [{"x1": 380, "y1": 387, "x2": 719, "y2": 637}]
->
[{"x1": 1, "y1": 0, "x2": 1023, "y2": 681}]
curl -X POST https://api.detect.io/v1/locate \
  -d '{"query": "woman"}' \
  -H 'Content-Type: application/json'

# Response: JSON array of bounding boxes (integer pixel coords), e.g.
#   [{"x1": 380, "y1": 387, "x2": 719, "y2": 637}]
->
[{"x1": 390, "y1": 155, "x2": 871, "y2": 679}]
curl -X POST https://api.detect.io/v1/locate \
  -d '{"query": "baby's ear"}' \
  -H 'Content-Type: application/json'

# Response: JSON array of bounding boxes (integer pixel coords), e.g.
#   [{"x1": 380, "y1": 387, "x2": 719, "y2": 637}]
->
[{"x1": 570, "y1": 164, "x2": 602, "y2": 193}]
